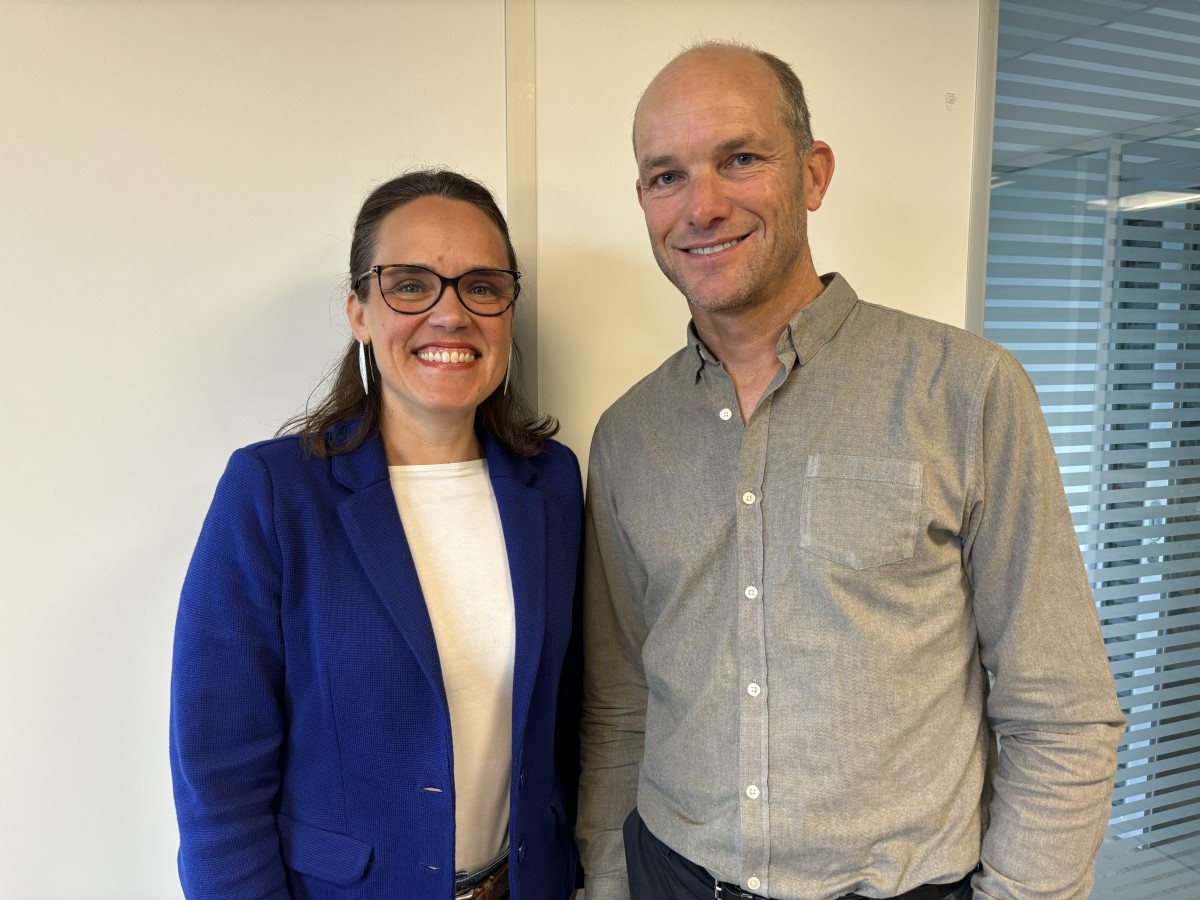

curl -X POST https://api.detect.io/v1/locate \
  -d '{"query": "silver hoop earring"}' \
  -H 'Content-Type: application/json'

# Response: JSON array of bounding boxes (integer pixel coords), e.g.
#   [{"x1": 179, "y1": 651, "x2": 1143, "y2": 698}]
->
[
  {"x1": 359, "y1": 341, "x2": 370, "y2": 395},
  {"x1": 503, "y1": 345, "x2": 513, "y2": 396}
]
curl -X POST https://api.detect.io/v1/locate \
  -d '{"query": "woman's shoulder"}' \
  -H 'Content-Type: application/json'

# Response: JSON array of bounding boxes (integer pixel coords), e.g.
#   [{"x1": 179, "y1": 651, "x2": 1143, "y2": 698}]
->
[
  {"x1": 225, "y1": 432, "x2": 319, "y2": 476},
  {"x1": 503, "y1": 437, "x2": 582, "y2": 501},
  {"x1": 534, "y1": 436, "x2": 579, "y2": 468},
  {"x1": 215, "y1": 433, "x2": 343, "y2": 502}
]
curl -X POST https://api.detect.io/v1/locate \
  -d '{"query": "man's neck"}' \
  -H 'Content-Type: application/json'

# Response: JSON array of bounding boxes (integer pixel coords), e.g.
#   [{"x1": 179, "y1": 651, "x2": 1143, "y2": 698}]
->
[{"x1": 691, "y1": 273, "x2": 826, "y2": 422}]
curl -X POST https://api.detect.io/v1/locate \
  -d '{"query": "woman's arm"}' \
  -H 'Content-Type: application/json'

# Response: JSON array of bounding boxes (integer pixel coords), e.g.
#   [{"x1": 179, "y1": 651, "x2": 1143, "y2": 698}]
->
[{"x1": 169, "y1": 448, "x2": 292, "y2": 900}]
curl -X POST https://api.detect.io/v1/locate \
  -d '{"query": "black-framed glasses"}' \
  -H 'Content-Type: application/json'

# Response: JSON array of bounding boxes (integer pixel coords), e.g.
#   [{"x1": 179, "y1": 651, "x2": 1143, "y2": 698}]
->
[{"x1": 353, "y1": 264, "x2": 521, "y2": 316}]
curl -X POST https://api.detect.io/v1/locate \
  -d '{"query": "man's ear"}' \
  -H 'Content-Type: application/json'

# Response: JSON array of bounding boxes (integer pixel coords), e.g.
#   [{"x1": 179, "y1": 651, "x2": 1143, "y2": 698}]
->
[
  {"x1": 635, "y1": 177, "x2": 645, "y2": 209},
  {"x1": 803, "y1": 141, "x2": 836, "y2": 212}
]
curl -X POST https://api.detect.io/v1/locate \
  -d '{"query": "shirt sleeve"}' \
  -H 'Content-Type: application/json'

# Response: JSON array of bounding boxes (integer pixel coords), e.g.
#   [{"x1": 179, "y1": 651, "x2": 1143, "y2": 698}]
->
[
  {"x1": 576, "y1": 426, "x2": 650, "y2": 900},
  {"x1": 169, "y1": 448, "x2": 291, "y2": 900},
  {"x1": 964, "y1": 352, "x2": 1125, "y2": 900}
]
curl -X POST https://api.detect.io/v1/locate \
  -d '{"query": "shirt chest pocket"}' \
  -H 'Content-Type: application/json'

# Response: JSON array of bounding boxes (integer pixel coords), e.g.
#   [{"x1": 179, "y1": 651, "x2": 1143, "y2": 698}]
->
[{"x1": 799, "y1": 454, "x2": 923, "y2": 569}]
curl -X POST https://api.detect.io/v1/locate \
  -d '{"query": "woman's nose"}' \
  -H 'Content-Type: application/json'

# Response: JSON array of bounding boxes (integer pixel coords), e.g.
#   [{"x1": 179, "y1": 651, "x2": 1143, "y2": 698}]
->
[{"x1": 426, "y1": 284, "x2": 472, "y2": 328}]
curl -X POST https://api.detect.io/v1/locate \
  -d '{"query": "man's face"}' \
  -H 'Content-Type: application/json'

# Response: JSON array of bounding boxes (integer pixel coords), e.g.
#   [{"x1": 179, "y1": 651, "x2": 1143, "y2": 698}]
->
[{"x1": 633, "y1": 49, "x2": 827, "y2": 315}]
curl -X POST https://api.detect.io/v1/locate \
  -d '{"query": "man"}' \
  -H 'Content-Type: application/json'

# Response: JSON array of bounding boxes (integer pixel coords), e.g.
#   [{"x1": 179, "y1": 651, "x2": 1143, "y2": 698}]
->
[{"x1": 576, "y1": 42, "x2": 1123, "y2": 900}]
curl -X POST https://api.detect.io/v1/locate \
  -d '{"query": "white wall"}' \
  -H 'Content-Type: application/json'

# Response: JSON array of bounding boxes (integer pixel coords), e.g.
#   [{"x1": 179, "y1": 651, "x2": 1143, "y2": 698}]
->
[
  {"x1": 0, "y1": 2, "x2": 506, "y2": 897},
  {"x1": 0, "y1": 2, "x2": 990, "y2": 897},
  {"x1": 536, "y1": 0, "x2": 990, "y2": 459}
]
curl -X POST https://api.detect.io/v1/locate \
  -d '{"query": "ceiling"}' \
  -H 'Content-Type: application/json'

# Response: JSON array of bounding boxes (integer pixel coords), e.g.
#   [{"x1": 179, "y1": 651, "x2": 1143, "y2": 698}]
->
[{"x1": 993, "y1": 0, "x2": 1200, "y2": 172}]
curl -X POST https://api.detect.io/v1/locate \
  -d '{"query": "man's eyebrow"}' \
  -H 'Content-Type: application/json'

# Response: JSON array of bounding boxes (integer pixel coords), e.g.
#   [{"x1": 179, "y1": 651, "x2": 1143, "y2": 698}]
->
[
  {"x1": 638, "y1": 133, "x2": 763, "y2": 176},
  {"x1": 714, "y1": 133, "x2": 760, "y2": 155},
  {"x1": 638, "y1": 153, "x2": 676, "y2": 175}
]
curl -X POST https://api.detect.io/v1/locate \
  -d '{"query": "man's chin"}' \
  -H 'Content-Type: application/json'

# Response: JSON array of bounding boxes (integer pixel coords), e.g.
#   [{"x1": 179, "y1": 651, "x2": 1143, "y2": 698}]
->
[
  {"x1": 683, "y1": 287, "x2": 751, "y2": 314},
  {"x1": 661, "y1": 266, "x2": 754, "y2": 313}
]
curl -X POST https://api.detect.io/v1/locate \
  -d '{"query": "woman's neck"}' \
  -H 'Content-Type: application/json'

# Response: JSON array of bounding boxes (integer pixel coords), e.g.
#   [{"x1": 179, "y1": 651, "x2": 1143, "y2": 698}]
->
[{"x1": 379, "y1": 407, "x2": 483, "y2": 466}]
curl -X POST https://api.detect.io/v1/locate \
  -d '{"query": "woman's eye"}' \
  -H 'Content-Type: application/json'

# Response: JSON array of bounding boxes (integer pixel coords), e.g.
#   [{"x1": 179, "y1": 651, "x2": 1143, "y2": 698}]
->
[
  {"x1": 467, "y1": 282, "x2": 499, "y2": 296},
  {"x1": 393, "y1": 280, "x2": 424, "y2": 294}
]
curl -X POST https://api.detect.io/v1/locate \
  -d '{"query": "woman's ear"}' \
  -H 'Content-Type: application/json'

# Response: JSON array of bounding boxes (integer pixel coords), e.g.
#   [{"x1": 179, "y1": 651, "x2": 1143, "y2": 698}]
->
[{"x1": 346, "y1": 292, "x2": 370, "y2": 343}]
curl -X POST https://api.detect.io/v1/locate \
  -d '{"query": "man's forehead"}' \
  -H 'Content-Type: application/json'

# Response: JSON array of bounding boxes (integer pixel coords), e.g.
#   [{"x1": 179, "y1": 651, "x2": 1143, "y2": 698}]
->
[
  {"x1": 648, "y1": 48, "x2": 775, "y2": 100},
  {"x1": 636, "y1": 123, "x2": 766, "y2": 174},
  {"x1": 634, "y1": 90, "x2": 780, "y2": 168},
  {"x1": 633, "y1": 49, "x2": 782, "y2": 156}
]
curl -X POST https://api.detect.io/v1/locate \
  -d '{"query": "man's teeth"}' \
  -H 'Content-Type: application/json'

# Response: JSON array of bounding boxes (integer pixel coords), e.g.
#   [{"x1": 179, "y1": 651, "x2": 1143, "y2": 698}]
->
[
  {"x1": 418, "y1": 349, "x2": 477, "y2": 363},
  {"x1": 687, "y1": 238, "x2": 741, "y2": 255}
]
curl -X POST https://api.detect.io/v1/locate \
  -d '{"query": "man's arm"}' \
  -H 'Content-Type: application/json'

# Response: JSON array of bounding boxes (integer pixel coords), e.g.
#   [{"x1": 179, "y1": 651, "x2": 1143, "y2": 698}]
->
[
  {"x1": 965, "y1": 352, "x2": 1125, "y2": 900},
  {"x1": 577, "y1": 433, "x2": 650, "y2": 900}
]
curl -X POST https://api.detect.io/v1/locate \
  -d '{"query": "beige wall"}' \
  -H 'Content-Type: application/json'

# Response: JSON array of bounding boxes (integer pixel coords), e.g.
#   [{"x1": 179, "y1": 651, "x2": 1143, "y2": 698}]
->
[
  {"x1": 0, "y1": 2, "x2": 991, "y2": 897},
  {"x1": 536, "y1": 0, "x2": 991, "y2": 460},
  {"x1": 0, "y1": 2, "x2": 507, "y2": 897}
]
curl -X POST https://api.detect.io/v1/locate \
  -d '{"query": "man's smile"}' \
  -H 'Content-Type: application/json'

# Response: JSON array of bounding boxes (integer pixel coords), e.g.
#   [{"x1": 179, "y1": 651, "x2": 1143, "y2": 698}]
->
[
  {"x1": 685, "y1": 237, "x2": 746, "y2": 255},
  {"x1": 680, "y1": 235, "x2": 750, "y2": 257}
]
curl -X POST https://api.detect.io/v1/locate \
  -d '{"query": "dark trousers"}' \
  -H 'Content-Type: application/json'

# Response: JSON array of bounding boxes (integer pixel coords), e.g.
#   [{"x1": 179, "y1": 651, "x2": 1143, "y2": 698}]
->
[
  {"x1": 624, "y1": 807, "x2": 716, "y2": 899},
  {"x1": 622, "y1": 807, "x2": 974, "y2": 900}
]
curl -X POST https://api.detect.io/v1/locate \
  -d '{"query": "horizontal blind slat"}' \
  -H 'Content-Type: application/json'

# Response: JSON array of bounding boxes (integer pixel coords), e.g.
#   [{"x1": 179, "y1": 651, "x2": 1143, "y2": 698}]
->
[{"x1": 1118, "y1": 735, "x2": 1200, "y2": 766}]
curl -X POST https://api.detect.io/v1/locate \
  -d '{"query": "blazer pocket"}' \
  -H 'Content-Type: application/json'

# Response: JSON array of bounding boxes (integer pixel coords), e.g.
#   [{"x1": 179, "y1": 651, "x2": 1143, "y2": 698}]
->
[
  {"x1": 799, "y1": 454, "x2": 923, "y2": 570},
  {"x1": 278, "y1": 813, "x2": 374, "y2": 885}
]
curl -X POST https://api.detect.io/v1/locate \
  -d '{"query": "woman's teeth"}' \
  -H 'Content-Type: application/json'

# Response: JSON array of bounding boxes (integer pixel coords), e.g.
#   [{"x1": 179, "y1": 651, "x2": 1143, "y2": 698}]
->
[{"x1": 418, "y1": 349, "x2": 477, "y2": 363}]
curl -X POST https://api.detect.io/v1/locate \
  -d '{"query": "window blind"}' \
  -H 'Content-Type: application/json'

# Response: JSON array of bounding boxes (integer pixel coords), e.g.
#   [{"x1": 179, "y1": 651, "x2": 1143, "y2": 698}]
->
[{"x1": 986, "y1": 2, "x2": 1200, "y2": 894}]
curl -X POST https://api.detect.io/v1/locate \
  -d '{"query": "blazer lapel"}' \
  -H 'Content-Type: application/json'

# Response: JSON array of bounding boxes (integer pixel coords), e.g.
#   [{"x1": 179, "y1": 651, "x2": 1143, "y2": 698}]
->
[
  {"x1": 334, "y1": 434, "x2": 447, "y2": 702},
  {"x1": 484, "y1": 436, "x2": 546, "y2": 746},
  {"x1": 331, "y1": 430, "x2": 549, "y2": 735}
]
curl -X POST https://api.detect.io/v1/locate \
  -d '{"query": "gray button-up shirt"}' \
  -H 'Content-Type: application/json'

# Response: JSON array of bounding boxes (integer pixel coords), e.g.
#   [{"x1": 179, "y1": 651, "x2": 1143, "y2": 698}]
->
[{"x1": 577, "y1": 275, "x2": 1123, "y2": 900}]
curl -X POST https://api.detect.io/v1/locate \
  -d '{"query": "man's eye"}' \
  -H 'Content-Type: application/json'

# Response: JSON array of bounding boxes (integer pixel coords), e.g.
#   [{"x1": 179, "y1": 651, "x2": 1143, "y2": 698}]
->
[
  {"x1": 731, "y1": 153, "x2": 756, "y2": 167},
  {"x1": 654, "y1": 172, "x2": 679, "y2": 187}
]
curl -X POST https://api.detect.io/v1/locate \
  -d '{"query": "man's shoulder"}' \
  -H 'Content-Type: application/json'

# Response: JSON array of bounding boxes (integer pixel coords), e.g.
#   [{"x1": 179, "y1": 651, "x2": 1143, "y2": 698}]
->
[
  {"x1": 594, "y1": 345, "x2": 696, "y2": 436},
  {"x1": 850, "y1": 298, "x2": 1010, "y2": 369},
  {"x1": 852, "y1": 297, "x2": 981, "y2": 342}
]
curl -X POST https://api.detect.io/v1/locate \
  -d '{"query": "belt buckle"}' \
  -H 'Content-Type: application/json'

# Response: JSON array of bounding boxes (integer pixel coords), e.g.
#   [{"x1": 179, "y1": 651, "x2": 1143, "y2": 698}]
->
[
  {"x1": 456, "y1": 858, "x2": 508, "y2": 900},
  {"x1": 714, "y1": 881, "x2": 760, "y2": 900}
]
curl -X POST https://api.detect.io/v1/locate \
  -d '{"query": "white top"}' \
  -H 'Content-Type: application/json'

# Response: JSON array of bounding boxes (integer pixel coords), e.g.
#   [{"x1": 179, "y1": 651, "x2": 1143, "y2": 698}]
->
[{"x1": 388, "y1": 459, "x2": 515, "y2": 872}]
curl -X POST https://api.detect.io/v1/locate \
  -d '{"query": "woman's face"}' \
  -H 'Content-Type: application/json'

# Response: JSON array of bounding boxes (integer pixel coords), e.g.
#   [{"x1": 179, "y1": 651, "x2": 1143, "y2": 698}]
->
[{"x1": 347, "y1": 195, "x2": 514, "y2": 431}]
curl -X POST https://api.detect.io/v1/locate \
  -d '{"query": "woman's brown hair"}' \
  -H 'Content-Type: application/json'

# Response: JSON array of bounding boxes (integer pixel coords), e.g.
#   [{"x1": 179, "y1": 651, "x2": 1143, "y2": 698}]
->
[{"x1": 278, "y1": 169, "x2": 557, "y2": 458}]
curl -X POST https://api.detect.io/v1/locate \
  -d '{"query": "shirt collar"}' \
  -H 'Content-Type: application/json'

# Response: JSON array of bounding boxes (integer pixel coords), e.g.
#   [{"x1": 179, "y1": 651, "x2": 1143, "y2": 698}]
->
[{"x1": 686, "y1": 272, "x2": 859, "y2": 379}]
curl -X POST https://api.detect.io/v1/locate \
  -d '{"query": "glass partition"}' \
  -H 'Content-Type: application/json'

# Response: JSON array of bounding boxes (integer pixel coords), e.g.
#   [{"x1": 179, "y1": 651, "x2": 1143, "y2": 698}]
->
[{"x1": 985, "y1": 3, "x2": 1200, "y2": 894}]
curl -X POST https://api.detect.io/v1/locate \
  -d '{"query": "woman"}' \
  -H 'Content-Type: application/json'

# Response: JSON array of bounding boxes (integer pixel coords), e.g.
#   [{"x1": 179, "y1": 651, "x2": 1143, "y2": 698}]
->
[{"x1": 170, "y1": 170, "x2": 582, "y2": 900}]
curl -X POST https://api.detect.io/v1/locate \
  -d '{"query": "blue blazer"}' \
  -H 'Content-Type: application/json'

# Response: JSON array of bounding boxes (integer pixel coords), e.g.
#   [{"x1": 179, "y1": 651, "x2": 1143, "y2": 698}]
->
[{"x1": 170, "y1": 427, "x2": 583, "y2": 899}]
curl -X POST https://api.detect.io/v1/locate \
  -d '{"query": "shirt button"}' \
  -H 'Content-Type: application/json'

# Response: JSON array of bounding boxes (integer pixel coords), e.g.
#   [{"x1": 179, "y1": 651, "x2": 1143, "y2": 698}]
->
[
  {"x1": 746, "y1": 784, "x2": 760, "y2": 800},
  {"x1": 747, "y1": 876, "x2": 762, "y2": 891},
  {"x1": 742, "y1": 491, "x2": 756, "y2": 505},
  {"x1": 719, "y1": 407, "x2": 733, "y2": 421},
  {"x1": 744, "y1": 585, "x2": 758, "y2": 600},
  {"x1": 747, "y1": 682, "x2": 761, "y2": 697}
]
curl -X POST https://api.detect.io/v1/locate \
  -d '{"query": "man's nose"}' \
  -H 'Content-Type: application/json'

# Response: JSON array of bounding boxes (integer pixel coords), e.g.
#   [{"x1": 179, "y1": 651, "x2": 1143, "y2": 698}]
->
[{"x1": 686, "y1": 171, "x2": 731, "y2": 228}]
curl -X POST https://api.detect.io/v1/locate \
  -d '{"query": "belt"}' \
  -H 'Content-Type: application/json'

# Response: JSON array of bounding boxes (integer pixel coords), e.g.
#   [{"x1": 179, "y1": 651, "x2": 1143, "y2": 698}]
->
[
  {"x1": 454, "y1": 860, "x2": 509, "y2": 900},
  {"x1": 715, "y1": 872, "x2": 971, "y2": 900}
]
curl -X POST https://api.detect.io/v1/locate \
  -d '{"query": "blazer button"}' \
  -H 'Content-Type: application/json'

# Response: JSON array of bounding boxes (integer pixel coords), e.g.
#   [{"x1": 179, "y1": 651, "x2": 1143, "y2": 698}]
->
[{"x1": 518, "y1": 841, "x2": 525, "y2": 862}]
